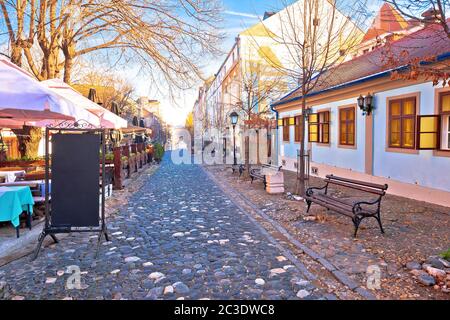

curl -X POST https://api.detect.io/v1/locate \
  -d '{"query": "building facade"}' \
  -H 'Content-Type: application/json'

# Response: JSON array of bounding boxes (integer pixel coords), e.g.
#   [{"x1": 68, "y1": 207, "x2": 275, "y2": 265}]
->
[
  {"x1": 272, "y1": 5, "x2": 450, "y2": 206},
  {"x1": 194, "y1": 0, "x2": 359, "y2": 164}
]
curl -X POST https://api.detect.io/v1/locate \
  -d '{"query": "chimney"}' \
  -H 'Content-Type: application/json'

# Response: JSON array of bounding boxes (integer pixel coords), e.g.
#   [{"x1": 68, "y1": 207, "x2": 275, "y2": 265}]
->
[{"x1": 421, "y1": 8, "x2": 441, "y2": 24}]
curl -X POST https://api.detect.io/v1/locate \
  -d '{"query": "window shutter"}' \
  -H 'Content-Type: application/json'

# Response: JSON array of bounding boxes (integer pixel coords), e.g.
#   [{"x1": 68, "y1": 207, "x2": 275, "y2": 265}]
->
[
  {"x1": 289, "y1": 117, "x2": 295, "y2": 125},
  {"x1": 308, "y1": 113, "x2": 319, "y2": 142},
  {"x1": 309, "y1": 113, "x2": 318, "y2": 124},
  {"x1": 417, "y1": 115, "x2": 440, "y2": 150}
]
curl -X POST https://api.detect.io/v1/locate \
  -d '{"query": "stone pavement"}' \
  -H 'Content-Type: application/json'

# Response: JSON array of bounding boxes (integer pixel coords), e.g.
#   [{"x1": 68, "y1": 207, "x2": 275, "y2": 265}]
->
[
  {"x1": 206, "y1": 165, "x2": 450, "y2": 300},
  {"x1": 0, "y1": 154, "x2": 330, "y2": 300}
]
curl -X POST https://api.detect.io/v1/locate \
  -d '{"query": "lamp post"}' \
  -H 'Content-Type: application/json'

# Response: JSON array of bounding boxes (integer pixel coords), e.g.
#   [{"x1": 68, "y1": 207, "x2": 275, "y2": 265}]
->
[{"x1": 229, "y1": 111, "x2": 239, "y2": 166}]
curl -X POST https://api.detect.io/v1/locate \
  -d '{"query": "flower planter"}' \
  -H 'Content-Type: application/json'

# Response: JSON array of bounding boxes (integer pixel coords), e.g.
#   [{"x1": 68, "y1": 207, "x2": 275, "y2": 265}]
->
[{"x1": 0, "y1": 159, "x2": 46, "y2": 168}]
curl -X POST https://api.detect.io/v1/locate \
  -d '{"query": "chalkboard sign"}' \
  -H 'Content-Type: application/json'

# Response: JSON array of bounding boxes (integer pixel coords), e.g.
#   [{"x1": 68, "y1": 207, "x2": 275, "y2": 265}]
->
[
  {"x1": 32, "y1": 122, "x2": 109, "y2": 261},
  {"x1": 51, "y1": 133, "x2": 100, "y2": 227}
]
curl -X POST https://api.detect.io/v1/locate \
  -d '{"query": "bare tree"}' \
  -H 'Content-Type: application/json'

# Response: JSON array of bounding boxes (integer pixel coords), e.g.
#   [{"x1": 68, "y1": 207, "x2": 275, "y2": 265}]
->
[
  {"x1": 265, "y1": 0, "x2": 367, "y2": 195},
  {"x1": 382, "y1": 1, "x2": 450, "y2": 86},
  {"x1": 0, "y1": 0, "x2": 223, "y2": 86},
  {"x1": 72, "y1": 70, "x2": 137, "y2": 115},
  {"x1": 385, "y1": 0, "x2": 449, "y2": 39},
  {"x1": 232, "y1": 60, "x2": 285, "y2": 178}
]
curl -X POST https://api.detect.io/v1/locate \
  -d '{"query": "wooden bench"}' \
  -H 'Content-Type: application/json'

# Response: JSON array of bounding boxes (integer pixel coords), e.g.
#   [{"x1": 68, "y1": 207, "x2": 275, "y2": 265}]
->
[
  {"x1": 305, "y1": 175, "x2": 388, "y2": 237},
  {"x1": 231, "y1": 164, "x2": 245, "y2": 177},
  {"x1": 250, "y1": 164, "x2": 283, "y2": 189}
]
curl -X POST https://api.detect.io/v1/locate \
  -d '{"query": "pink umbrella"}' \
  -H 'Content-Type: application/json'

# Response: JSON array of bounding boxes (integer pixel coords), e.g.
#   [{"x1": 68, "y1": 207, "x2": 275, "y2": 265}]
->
[
  {"x1": 42, "y1": 79, "x2": 128, "y2": 129},
  {"x1": 0, "y1": 58, "x2": 100, "y2": 126}
]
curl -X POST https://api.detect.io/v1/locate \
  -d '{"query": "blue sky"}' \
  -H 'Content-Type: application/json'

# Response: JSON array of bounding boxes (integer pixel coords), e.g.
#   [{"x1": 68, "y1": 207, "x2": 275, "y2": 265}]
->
[
  {"x1": 158, "y1": 0, "x2": 382, "y2": 126},
  {"x1": 158, "y1": 0, "x2": 301, "y2": 125}
]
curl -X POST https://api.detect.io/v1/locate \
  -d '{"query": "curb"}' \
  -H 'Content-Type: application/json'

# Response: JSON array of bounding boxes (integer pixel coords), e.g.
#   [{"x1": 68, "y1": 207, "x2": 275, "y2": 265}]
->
[{"x1": 203, "y1": 166, "x2": 377, "y2": 300}]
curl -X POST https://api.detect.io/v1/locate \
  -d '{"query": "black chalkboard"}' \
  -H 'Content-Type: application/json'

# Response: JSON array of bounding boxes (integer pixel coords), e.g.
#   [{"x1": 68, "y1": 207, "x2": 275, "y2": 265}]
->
[{"x1": 51, "y1": 133, "x2": 100, "y2": 227}]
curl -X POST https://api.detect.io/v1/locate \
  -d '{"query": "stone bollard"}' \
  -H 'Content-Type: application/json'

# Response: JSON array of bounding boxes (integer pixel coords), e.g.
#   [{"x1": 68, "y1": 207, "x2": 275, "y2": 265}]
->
[{"x1": 265, "y1": 170, "x2": 285, "y2": 194}]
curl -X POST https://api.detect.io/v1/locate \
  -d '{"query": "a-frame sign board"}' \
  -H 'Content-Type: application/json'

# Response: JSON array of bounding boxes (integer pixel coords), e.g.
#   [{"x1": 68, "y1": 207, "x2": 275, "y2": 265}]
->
[{"x1": 32, "y1": 120, "x2": 109, "y2": 260}]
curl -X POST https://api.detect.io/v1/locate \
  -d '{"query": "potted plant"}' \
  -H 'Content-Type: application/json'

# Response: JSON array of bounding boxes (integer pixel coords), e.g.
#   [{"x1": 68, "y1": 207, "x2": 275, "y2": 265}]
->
[{"x1": 153, "y1": 143, "x2": 164, "y2": 163}]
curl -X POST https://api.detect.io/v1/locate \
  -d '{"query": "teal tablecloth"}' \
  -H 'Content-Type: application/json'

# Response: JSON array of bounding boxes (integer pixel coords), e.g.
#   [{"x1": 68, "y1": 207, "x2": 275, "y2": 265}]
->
[{"x1": 0, "y1": 186, "x2": 34, "y2": 227}]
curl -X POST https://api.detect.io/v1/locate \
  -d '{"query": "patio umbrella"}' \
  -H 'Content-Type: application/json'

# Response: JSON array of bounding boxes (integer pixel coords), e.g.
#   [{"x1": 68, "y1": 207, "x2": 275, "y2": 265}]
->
[
  {"x1": 42, "y1": 79, "x2": 128, "y2": 129},
  {"x1": 0, "y1": 58, "x2": 100, "y2": 126}
]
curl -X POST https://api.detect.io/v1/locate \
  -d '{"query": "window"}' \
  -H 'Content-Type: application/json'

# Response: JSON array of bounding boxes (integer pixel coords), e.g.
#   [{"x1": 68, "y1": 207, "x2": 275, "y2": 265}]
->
[
  {"x1": 388, "y1": 98, "x2": 416, "y2": 149},
  {"x1": 283, "y1": 118, "x2": 290, "y2": 142},
  {"x1": 339, "y1": 107, "x2": 355, "y2": 146},
  {"x1": 440, "y1": 92, "x2": 450, "y2": 150},
  {"x1": 294, "y1": 115, "x2": 303, "y2": 142},
  {"x1": 308, "y1": 111, "x2": 330, "y2": 143}
]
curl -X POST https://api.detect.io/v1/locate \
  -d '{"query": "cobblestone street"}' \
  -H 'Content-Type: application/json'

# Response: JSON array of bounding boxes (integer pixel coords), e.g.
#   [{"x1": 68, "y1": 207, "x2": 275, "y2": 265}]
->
[{"x1": 0, "y1": 155, "x2": 331, "y2": 300}]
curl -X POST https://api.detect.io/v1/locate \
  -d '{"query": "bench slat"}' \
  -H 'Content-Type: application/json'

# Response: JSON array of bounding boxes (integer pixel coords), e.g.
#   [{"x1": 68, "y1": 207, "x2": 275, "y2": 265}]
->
[
  {"x1": 325, "y1": 179, "x2": 386, "y2": 195},
  {"x1": 326, "y1": 175, "x2": 387, "y2": 191}
]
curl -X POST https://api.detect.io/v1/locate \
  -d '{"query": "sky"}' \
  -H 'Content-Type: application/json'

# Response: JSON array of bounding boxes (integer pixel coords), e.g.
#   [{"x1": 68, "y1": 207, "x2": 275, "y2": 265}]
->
[
  {"x1": 142, "y1": 0, "x2": 285, "y2": 127},
  {"x1": 0, "y1": 0, "x2": 383, "y2": 127},
  {"x1": 148, "y1": 0, "x2": 382, "y2": 127}
]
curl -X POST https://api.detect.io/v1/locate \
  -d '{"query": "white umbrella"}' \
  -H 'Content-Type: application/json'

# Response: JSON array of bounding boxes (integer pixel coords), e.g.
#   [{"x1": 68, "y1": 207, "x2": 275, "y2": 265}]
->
[
  {"x1": 0, "y1": 58, "x2": 100, "y2": 126},
  {"x1": 42, "y1": 79, "x2": 128, "y2": 129}
]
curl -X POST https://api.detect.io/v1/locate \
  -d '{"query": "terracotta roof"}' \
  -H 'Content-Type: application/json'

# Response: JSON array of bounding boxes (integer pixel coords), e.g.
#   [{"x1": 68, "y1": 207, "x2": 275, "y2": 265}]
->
[
  {"x1": 362, "y1": 3, "x2": 410, "y2": 42},
  {"x1": 274, "y1": 21, "x2": 450, "y2": 106}
]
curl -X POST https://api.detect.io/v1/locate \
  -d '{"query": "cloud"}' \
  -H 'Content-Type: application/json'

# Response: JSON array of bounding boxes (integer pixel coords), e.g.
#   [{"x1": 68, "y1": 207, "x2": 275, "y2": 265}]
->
[{"x1": 224, "y1": 10, "x2": 260, "y2": 19}]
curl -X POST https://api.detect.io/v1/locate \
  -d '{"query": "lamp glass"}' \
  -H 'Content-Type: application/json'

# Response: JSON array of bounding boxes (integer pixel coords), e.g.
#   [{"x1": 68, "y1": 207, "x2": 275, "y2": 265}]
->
[
  {"x1": 357, "y1": 95, "x2": 365, "y2": 109},
  {"x1": 230, "y1": 112, "x2": 239, "y2": 125},
  {"x1": 365, "y1": 94, "x2": 373, "y2": 107}
]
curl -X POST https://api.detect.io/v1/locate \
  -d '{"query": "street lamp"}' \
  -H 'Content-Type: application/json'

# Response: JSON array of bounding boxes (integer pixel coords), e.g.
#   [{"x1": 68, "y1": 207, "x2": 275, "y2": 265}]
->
[
  {"x1": 357, "y1": 93, "x2": 375, "y2": 116},
  {"x1": 229, "y1": 111, "x2": 239, "y2": 165}
]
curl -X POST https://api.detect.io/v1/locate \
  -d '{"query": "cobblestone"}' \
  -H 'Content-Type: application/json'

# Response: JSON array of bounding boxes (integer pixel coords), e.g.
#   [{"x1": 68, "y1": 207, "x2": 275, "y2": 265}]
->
[{"x1": 0, "y1": 156, "x2": 328, "y2": 300}]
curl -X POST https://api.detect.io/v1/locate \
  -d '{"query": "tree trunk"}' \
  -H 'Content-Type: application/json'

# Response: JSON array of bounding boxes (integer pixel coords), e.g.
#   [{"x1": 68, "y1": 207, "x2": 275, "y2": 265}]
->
[
  {"x1": 296, "y1": 96, "x2": 307, "y2": 196},
  {"x1": 10, "y1": 44, "x2": 22, "y2": 66},
  {"x1": 11, "y1": 126, "x2": 43, "y2": 159},
  {"x1": 63, "y1": 56, "x2": 73, "y2": 83},
  {"x1": 244, "y1": 128, "x2": 250, "y2": 179}
]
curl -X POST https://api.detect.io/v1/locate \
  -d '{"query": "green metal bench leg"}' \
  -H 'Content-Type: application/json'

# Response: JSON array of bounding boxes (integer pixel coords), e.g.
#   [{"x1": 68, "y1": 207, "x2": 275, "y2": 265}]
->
[
  {"x1": 306, "y1": 200, "x2": 312, "y2": 213},
  {"x1": 27, "y1": 210, "x2": 32, "y2": 230},
  {"x1": 375, "y1": 214, "x2": 385, "y2": 234},
  {"x1": 352, "y1": 217, "x2": 361, "y2": 238}
]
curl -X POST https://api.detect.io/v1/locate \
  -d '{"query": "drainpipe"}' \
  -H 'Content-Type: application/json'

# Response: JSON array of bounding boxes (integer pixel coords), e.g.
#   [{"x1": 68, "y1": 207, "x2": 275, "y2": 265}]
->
[{"x1": 270, "y1": 103, "x2": 279, "y2": 166}]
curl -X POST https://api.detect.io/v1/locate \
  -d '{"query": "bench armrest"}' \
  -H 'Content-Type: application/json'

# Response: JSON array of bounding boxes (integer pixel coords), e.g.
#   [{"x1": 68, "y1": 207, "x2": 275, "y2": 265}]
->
[
  {"x1": 305, "y1": 185, "x2": 327, "y2": 197},
  {"x1": 352, "y1": 198, "x2": 382, "y2": 215},
  {"x1": 353, "y1": 199, "x2": 381, "y2": 207}
]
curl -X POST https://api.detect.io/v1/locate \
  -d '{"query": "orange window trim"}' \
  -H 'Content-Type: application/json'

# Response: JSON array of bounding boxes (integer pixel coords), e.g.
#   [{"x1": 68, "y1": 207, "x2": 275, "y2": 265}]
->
[
  {"x1": 339, "y1": 106, "x2": 355, "y2": 146},
  {"x1": 388, "y1": 97, "x2": 417, "y2": 149}
]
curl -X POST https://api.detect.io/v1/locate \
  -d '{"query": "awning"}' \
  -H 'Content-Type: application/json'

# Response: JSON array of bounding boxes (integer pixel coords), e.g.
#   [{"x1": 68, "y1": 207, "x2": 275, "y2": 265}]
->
[
  {"x1": 42, "y1": 79, "x2": 128, "y2": 129},
  {"x1": 121, "y1": 126, "x2": 151, "y2": 135},
  {"x1": 0, "y1": 58, "x2": 100, "y2": 127}
]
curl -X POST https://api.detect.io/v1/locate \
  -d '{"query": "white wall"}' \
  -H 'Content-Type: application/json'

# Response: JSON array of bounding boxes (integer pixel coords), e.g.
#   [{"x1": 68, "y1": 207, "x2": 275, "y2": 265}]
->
[
  {"x1": 373, "y1": 82, "x2": 450, "y2": 192},
  {"x1": 277, "y1": 82, "x2": 450, "y2": 193},
  {"x1": 310, "y1": 97, "x2": 366, "y2": 173}
]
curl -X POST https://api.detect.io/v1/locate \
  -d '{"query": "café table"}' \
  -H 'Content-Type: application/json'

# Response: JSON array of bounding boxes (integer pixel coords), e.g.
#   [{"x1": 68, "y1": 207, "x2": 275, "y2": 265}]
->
[
  {"x1": 0, "y1": 180, "x2": 51, "y2": 197},
  {"x1": 0, "y1": 170, "x2": 26, "y2": 183},
  {"x1": 0, "y1": 186, "x2": 34, "y2": 238}
]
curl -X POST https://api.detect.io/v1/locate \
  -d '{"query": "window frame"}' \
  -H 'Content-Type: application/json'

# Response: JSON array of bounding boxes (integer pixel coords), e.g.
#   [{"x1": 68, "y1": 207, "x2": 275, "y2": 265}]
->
[
  {"x1": 439, "y1": 91, "x2": 450, "y2": 151},
  {"x1": 294, "y1": 115, "x2": 303, "y2": 143},
  {"x1": 338, "y1": 105, "x2": 356, "y2": 148},
  {"x1": 440, "y1": 115, "x2": 450, "y2": 150},
  {"x1": 433, "y1": 88, "x2": 450, "y2": 157},
  {"x1": 388, "y1": 97, "x2": 417, "y2": 150},
  {"x1": 282, "y1": 118, "x2": 290, "y2": 142},
  {"x1": 308, "y1": 110, "x2": 330, "y2": 144}
]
